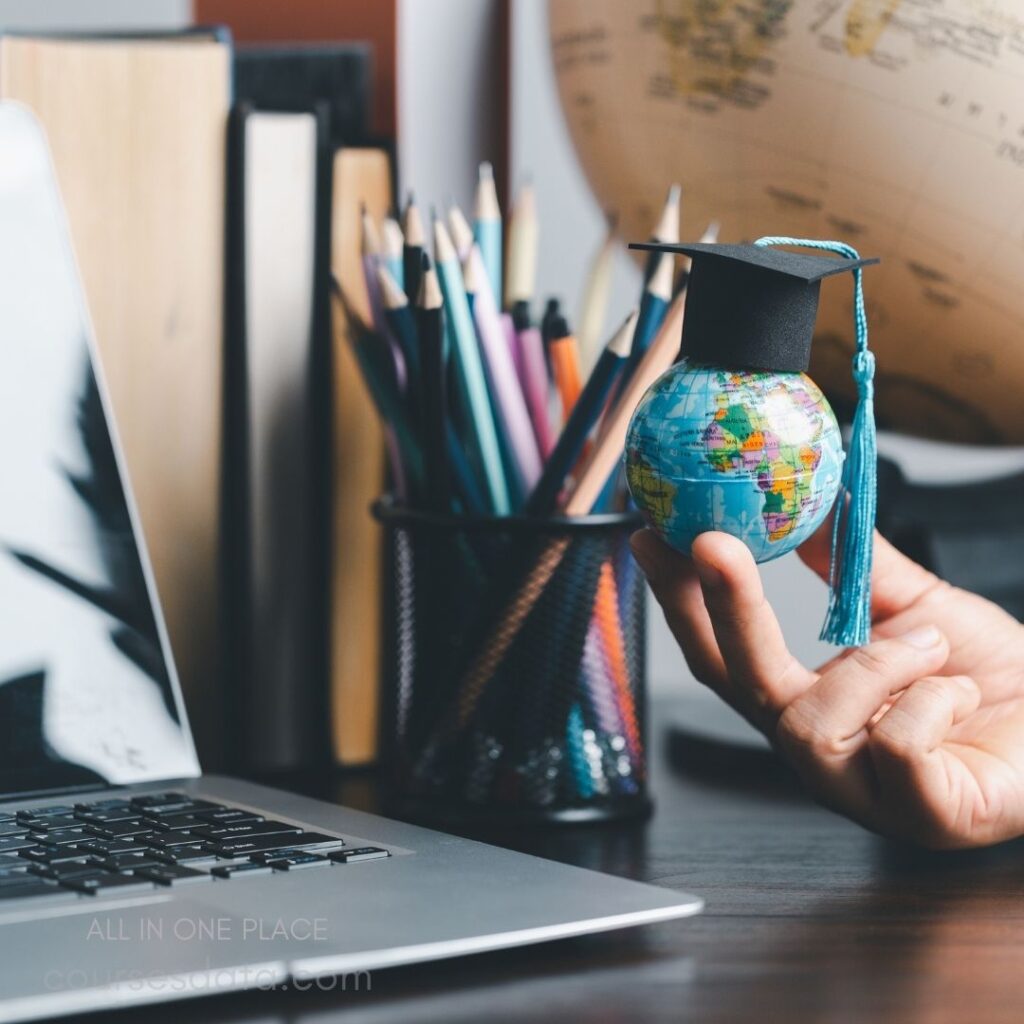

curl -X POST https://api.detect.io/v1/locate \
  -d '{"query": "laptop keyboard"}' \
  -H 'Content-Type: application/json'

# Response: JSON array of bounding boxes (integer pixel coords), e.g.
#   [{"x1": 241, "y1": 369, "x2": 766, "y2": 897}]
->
[{"x1": 0, "y1": 792, "x2": 390, "y2": 903}]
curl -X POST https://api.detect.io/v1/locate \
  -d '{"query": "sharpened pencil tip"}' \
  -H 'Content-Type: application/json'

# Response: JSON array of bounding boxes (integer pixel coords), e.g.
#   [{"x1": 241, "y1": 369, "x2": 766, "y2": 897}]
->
[
  {"x1": 608, "y1": 309, "x2": 639, "y2": 358},
  {"x1": 479, "y1": 161, "x2": 493, "y2": 181}
]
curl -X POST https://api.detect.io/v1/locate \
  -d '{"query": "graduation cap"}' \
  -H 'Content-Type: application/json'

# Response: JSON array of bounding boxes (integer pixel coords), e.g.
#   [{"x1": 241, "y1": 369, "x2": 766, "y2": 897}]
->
[
  {"x1": 628, "y1": 241, "x2": 879, "y2": 373},
  {"x1": 627, "y1": 236, "x2": 881, "y2": 648}
]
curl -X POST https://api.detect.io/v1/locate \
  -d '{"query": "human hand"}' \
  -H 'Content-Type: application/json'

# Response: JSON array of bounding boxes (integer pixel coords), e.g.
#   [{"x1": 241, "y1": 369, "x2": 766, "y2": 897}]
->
[{"x1": 631, "y1": 523, "x2": 1024, "y2": 848}]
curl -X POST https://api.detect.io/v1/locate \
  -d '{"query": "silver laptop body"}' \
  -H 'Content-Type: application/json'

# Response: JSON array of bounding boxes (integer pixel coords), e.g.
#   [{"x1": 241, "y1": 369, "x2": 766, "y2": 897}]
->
[{"x1": 0, "y1": 102, "x2": 701, "y2": 1024}]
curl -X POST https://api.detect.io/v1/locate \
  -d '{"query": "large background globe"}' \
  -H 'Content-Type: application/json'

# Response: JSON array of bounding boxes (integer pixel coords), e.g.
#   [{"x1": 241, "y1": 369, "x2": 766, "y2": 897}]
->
[
  {"x1": 549, "y1": 0, "x2": 1024, "y2": 444},
  {"x1": 625, "y1": 365, "x2": 844, "y2": 561}
]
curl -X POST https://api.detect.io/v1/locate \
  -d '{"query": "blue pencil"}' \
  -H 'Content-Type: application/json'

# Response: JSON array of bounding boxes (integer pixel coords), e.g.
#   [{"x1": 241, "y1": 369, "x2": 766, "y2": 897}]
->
[
  {"x1": 433, "y1": 216, "x2": 511, "y2": 515},
  {"x1": 474, "y1": 161, "x2": 502, "y2": 304}
]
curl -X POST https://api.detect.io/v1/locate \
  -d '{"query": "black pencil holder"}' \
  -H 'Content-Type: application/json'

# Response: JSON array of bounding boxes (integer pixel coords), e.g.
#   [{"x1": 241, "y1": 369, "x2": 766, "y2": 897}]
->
[{"x1": 373, "y1": 499, "x2": 651, "y2": 826}]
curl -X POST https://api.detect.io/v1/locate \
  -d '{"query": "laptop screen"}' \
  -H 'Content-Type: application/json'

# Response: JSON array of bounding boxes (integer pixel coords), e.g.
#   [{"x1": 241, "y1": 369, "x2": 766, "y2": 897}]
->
[{"x1": 0, "y1": 105, "x2": 199, "y2": 797}]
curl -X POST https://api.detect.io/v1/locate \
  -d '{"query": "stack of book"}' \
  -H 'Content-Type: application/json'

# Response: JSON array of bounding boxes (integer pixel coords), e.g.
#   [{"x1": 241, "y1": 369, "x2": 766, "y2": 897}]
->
[{"x1": 0, "y1": 30, "x2": 394, "y2": 772}]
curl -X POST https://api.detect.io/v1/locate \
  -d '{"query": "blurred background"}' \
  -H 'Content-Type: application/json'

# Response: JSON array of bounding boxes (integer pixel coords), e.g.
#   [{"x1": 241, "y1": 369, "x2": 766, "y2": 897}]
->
[{"x1": 4, "y1": 0, "x2": 1024, "y2": 773}]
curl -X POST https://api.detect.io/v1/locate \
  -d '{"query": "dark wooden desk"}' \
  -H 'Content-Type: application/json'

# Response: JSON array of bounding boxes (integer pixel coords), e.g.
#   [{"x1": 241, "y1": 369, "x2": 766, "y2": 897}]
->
[{"x1": 67, "y1": 700, "x2": 1024, "y2": 1023}]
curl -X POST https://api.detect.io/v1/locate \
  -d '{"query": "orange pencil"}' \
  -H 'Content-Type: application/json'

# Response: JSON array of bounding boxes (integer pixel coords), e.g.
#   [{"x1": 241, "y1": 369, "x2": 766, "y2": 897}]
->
[{"x1": 547, "y1": 314, "x2": 583, "y2": 424}]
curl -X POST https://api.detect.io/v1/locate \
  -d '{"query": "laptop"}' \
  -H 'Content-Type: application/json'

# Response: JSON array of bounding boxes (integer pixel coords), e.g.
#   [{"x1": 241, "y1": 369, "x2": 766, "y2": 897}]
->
[{"x1": 0, "y1": 102, "x2": 701, "y2": 1023}]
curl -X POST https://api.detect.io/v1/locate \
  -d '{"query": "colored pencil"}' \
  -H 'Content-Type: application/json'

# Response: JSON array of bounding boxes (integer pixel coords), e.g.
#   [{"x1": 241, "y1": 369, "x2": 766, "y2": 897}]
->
[
  {"x1": 524, "y1": 310, "x2": 636, "y2": 517},
  {"x1": 540, "y1": 297, "x2": 562, "y2": 346},
  {"x1": 381, "y1": 215, "x2": 405, "y2": 291},
  {"x1": 576, "y1": 213, "x2": 617, "y2": 372},
  {"x1": 433, "y1": 216, "x2": 510, "y2": 515},
  {"x1": 463, "y1": 244, "x2": 543, "y2": 497},
  {"x1": 414, "y1": 258, "x2": 449, "y2": 513},
  {"x1": 641, "y1": 184, "x2": 680, "y2": 287},
  {"x1": 515, "y1": 312, "x2": 556, "y2": 460},
  {"x1": 362, "y1": 204, "x2": 406, "y2": 392},
  {"x1": 474, "y1": 161, "x2": 502, "y2": 303},
  {"x1": 547, "y1": 315, "x2": 584, "y2": 424},
  {"x1": 378, "y1": 263, "x2": 421, "y2": 405},
  {"x1": 505, "y1": 180, "x2": 538, "y2": 311},
  {"x1": 448, "y1": 201, "x2": 475, "y2": 261},
  {"x1": 402, "y1": 192, "x2": 426, "y2": 304},
  {"x1": 625, "y1": 250, "x2": 673, "y2": 384}
]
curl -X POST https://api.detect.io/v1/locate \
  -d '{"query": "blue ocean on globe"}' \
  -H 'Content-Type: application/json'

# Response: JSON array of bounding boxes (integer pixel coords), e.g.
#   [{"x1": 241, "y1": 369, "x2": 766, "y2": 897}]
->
[{"x1": 625, "y1": 362, "x2": 844, "y2": 562}]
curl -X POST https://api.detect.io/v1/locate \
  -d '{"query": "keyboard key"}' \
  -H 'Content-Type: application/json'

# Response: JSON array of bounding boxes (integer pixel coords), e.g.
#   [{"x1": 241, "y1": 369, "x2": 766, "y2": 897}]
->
[
  {"x1": 130, "y1": 792, "x2": 188, "y2": 808},
  {"x1": 21, "y1": 844, "x2": 101, "y2": 865},
  {"x1": 60, "y1": 873, "x2": 156, "y2": 896},
  {"x1": 29, "y1": 860, "x2": 102, "y2": 881},
  {"x1": 252, "y1": 838, "x2": 346, "y2": 862},
  {"x1": 264, "y1": 853, "x2": 331, "y2": 871},
  {"x1": 148, "y1": 833, "x2": 207, "y2": 851},
  {"x1": 98, "y1": 852, "x2": 164, "y2": 872},
  {"x1": 330, "y1": 847, "x2": 390, "y2": 864},
  {"x1": 74, "y1": 798, "x2": 133, "y2": 812},
  {"x1": 18, "y1": 814, "x2": 80, "y2": 831},
  {"x1": 212, "y1": 832, "x2": 340, "y2": 858},
  {"x1": 135, "y1": 865, "x2": 212, "y2": 887},
  {"x1": 191, "y1": 821, "x2": 301, "y2": 841},
  {"x1": 75, "y1": 807, "x2": 141, "y2": 824},
  {"x1": 144, "y1": 814, "x2": 205, "y2": 832},
  {"x1": 0, "y1": 881, "x2": 78, "y2": 902},
  {"x1": 0, "y1": 836, "x2": 40, "y2": 854},
  {"x1": 74, "y1": 839, "x2": 152, "y2": 857},
  {"x1": 0, "y1": 823, "x2": 29, "y2": 838},
  {"x1": 0, "y1": 854, "x2": 28, "y2": 870},
  {"x1": 85, "y1": 821, "x2": 154, "y2": 840},
  {"x1": 151, "y1": 844, "x2": 219, "y2": 865},
  {"x1": 30, "y1": 828, "x2": 88, "y2": 846},
  {"x1": 210, "y1": 862, "x2": 273, "y2": 879},
  {"x1": 196, "y1": 808, "x2": 262, "y2": 824},
  {"x1": 21, "y1": 804, "x2": 75, "y2": 818}
]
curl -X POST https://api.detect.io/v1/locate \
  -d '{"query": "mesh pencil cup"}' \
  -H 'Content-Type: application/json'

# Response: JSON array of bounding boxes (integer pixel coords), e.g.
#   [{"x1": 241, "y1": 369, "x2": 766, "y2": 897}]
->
[{"x1": 373, "y1": 499, "x2": 651, "y2": 826}]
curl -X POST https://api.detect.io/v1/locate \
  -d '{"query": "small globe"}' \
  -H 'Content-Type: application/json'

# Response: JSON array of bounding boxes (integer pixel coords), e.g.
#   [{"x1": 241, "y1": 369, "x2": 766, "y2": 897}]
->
[{"x1": 625, "y1": 363, "x2": 844, "y2": 562}]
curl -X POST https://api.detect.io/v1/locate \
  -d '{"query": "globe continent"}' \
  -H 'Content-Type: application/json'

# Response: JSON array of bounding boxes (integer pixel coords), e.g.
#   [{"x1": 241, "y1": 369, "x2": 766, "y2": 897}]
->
[{"x1": 625, "y1": 364, "x2": 844, "y2": 561}]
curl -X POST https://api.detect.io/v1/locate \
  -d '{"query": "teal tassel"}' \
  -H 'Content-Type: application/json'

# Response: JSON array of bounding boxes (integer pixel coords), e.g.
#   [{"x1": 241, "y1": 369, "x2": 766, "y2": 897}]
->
[{"x1": 753, "y1": 236, "x2": 876, "y2": 647}]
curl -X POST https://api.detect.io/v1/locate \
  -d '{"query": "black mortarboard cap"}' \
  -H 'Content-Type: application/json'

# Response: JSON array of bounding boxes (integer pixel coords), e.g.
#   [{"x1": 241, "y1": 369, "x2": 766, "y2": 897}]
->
[{"x1": 628, "y1": 242, "x2": 879, "y2": 373}]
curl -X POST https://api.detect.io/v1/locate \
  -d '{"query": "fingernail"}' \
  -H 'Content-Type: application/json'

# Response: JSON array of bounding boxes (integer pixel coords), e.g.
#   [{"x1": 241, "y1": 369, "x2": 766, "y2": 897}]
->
[{"x1": 899, "y1": 625, "x2": 943, "y2": 649}]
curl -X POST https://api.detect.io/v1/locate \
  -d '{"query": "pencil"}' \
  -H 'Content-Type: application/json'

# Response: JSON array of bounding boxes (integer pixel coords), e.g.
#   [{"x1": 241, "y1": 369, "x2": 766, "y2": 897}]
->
[
  {"x1": 540, "y1": 297, "x2": 562, "y2": 346},
  {"x1": 330, "y1": 282, "x2": 424, "y2": 490},
  {"x1": 547, "y1": 314, "x2": 583, "y2": 423},
  {"x1": 641, "y1": 184, "x2": 680, "y2": 287},
  {"x1": 463, "y1": 245, "x2": 543, "y2": 498},
  {"x1": 448, "y1": 201, "x2": 475, "y2": 261},
  {"x1": 576, "y1": 213, "x2": 617, "y2": 372},
  {"x1": 524, "y1": 310, "x2": 636, "y2": 517},
  {"x1": 362, "y1": 204, "x2": 406, "y2": 392},
  {"x1": 625, "y1": 251, "x2": 673, "y2": 385},
  {"x1": 414, "y1": 257, "x2": 449, "y2": 513},
  {"x1": 505, "y1": 180, "x2": 538, "y2": 311},
  {"x1": 434, "y1": 216, "x2": 511, "y2": 515},
  {"x1": 474, "y1": 161, "x2": 502, "y2": 303},
  {"x1": 514, "y1": 309, "x2": 556, "y2": 460},
  {"x1": 402, "y1": 192, "x2": 426, "y2": 304},
  {"x1": 381, "y1": 215, "x2": 405, "y2": 291},
  {"x1": 378, "y1": 263, "x2": 421, "y2": 405}
]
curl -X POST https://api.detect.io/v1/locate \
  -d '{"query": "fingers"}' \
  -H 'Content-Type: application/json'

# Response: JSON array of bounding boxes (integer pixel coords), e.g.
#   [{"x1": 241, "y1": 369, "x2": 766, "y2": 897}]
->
[
  {"x1": 690, "y1": 533, "x2": 816, "y2": 729},
  {"x1": 775, "y1": 626, "x2": 951, "y2": 819},
  {"x1": 630, "y1": 530, "x2": 727, "y2": 689},
  {"x1": 798, "y1": 515, "x2": 943, "y2": 622},
  {"x1": 868, "y1": 675, "x2": 982, "y2": 847}
]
